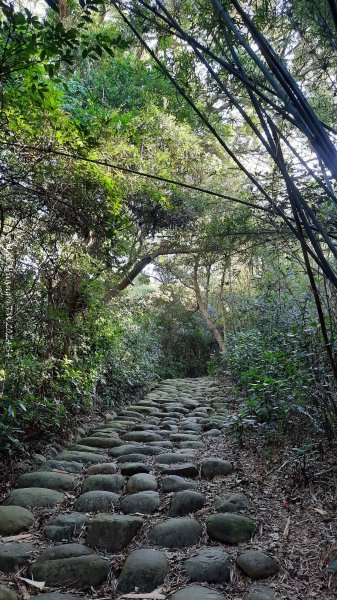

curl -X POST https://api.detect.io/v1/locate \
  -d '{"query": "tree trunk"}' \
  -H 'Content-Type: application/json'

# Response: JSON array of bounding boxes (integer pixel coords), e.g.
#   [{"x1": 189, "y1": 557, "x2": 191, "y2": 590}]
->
[{"x1": 193, "y1": 260, "x2": 225, "y2": 352}]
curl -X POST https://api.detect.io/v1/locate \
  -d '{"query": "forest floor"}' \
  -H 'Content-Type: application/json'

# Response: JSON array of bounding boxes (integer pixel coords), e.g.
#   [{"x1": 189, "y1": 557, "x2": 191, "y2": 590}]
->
[{"x1": 0, "y1": 377, "x2": 336, "y2": 600}]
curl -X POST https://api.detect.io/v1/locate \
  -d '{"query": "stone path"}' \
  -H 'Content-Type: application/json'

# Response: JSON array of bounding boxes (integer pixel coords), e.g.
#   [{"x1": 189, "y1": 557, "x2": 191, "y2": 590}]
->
[{"x1": 0, "y1": 378, "x2": 280, "y2": 600}]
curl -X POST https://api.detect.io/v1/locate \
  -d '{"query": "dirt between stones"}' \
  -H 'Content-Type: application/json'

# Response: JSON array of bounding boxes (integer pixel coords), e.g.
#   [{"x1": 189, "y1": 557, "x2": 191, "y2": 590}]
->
[{"x1": 0, "y1": 377, "x2": 336, "y2": 600}]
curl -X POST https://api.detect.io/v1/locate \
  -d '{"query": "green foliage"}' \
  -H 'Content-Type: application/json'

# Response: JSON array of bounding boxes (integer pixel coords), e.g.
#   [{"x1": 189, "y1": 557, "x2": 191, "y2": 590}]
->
[{"x1": 149, "y1": 292, "x2": 215, "y2": 378}]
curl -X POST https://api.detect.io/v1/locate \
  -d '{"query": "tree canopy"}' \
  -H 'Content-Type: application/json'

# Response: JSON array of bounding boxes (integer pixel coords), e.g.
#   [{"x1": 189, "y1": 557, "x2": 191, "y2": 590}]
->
[{"x1": 1, "y1": 0, "x2": 337, "y2": 453}]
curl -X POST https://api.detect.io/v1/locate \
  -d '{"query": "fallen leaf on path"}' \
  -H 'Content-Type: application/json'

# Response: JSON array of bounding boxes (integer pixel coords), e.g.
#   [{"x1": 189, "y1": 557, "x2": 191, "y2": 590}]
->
[
  {"x1": 283, "y1": 516, "x2": 291, "y2": 538},
  {"x1": 313, "y1": 507, "x2": 328, "y2": 516},
  {"x1": 18, "y1": 578, "x2": 46, "y2": 590}
]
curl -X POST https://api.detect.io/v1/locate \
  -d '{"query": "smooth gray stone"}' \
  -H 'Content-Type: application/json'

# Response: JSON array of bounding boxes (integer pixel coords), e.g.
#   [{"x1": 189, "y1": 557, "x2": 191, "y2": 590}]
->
[
  {"x1": 121, "y1": 491, "x2": 160, "y2": 515},
  {"x1": 109, "y1": 444, "x2": 160, "y2": 457},
  {"x1": 180, "y1": 441, "x2": 203, "y2": 449},
  {"x1": 56, "y1": 450, "x2": 107, "y2": 464},
  {"x1": 214, "y1": 492, "x2": 250, "y2": 513},
  {"x1": 148, "y1": 518, "x2": 202, "y2": 548},
  {"x1": 0, "y1": 542, "x2": 34, "y2": 572},
  {"x1": 126, "y1": 473, "x2": 158, "y2": 494},
  {"x1": 4, "y1": 487, "x2": 64, "y2": 508},
  {"x1": 148, "y1": 441, "x2": 173, "y2": 448},
  {"x1": 82, "y1": 473, "x2": 124, "y2": 494},
  {"x1": 170, "y1": 434, "x2": 200, "y2": 442},
  {"x1": 128, "y1": 405, "x2": 158, "y2": 413},
  {"x1": 119, "y1": 410, "x2": 142, "y2": 418},
  {"x1": 165, "y1": 405, "x2": 188, "y2": 414},
  {"x1": 200, "y1": 458, "x2": 233, "y2": 478},
  {"x1": 117, "y1": 549, "x2": 168, "y2": 593},
  {"x1": 86, "y1": 514, "x2": 143, "y2": 552},
  {"x1": 86, "y1": 462, "x2": 117, "y2": 475},
  {"x1": 123, "y1": 431, "x2": 163, "y2": 443},
  {"x1": 181, "y1": 421, "x2": 202, "y2": 432},
  {"x1": 39, "y1": 460, "x2": 83, "y2": 473},
  {"x1": 74, "y1": 491, "x2": 120, "y2": 512},
  {"x1": 121, "y1": 463, "x2": 151, "y2": 476},
  {"x1": 77, "y1": 436, "x2": 122, "y2": 448},
  {"x1": 0, "y1": 506, "x2": 35, "y2": 535},
  {"x1": 244, "y1": 586, "x2": 276, "y2": 600},
  {"x1": 16, "y1": 471, "x2": 75, "y2": 492},
  {"x1": 170, "y1": 585, "x2": 225, "y2": 600},
  {"x1": 0, "y1": 585, "x2": 17, "y2": 600},
  {"x1": 237, "y1": 550, "x2": 280, "y2": 579},
  {"x1": 31, "y1": 543, "x2": 109, "y2": 588},
  {"x1": 169, "y1": 491, "x2": 205, "y2": 516},
  {"x1": 202, "y1": 420, "x2": 224, "y2": 431},
  {"x1": 204, "y1": 429, "x2": 221, "y2": 437},
  {"x1": 184, "y1": 547, "x2": 230, "y2": 583},
  {"x1": 159, "y1": 463, "x2": 198, "y2": 478},
  {"x1": 70, "y1": 444, "x2": 105, "y2": 454},
  {"x1": 117, "y1": 453, "x2": 150, "y2": 463},
  {"x1": 44, "y1": 513, "x2": 88, "y2": 542},
  {"x1": 207, "y1": 513, "x2": 255, "y2": 544},
  {"x1": 156, "y1": 453, "x2": 195, "y2": 465},
  {"x1": 162, "y1": 476, "x2": 198, "y2": 493},
  {"x1": 133, "y1": 423, "x2": 159, "y2": 431}
]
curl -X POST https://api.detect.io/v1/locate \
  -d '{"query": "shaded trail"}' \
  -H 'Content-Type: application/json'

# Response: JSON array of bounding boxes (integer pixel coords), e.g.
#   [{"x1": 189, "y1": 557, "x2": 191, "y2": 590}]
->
[{"x1": 0, "y1": 378, "x2": 285, "y2": 599}]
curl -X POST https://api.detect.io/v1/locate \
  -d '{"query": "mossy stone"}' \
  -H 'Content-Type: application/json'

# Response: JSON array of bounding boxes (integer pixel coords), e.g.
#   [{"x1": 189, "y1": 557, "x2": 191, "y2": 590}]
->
[
  {"x1": 4, "y1": 487, "x2": 64, "y2": 508},
  {"x1": 86, "y1": 514, "x2": 143, "y2": 552},
  {"x1": 207, "y1": 513, "x2": 255, "y2": 544},
  {"x1": 170, "y1": 585, "x2": 225, "y2": 600},
  {"x1": 0, "y1": 506, "x2": 35, "y2": 535},
  {"x1": 117, "y1": 549, "x2": 168, "y2": 593},
  {"x1": 16, "y1": 471, "x2": 75, "y2": 492},
  {"x1": 31, "y1": 543, "x2": 109, "y2": 589},
  {"x1": 82, "y1": 473, "x2": 124, "y2": 493},
  {"x1": 0, "y1": 542, "x2": 34, "y2": 572},
  {"x1": 148, "y1": 518, "x2": 202, "y2": 548},
  {"x1": 74, "y1": 491, "x2": 120, "y2": 512},
  {"x1": 0, "y1": 586, "x2": 17, "y2": 600}
]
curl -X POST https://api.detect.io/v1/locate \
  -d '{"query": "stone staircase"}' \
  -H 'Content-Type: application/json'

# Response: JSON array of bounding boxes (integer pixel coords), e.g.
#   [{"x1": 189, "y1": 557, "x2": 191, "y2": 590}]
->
[{"x1": 0, "y1": 378, "x2": 278, "y2": 600}]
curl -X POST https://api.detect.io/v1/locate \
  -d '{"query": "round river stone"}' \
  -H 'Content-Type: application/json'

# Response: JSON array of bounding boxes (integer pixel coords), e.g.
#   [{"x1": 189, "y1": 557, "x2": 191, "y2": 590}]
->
[
  {"x1": 244, "y1": 585, "x2": 276, "y2": 600},
  {"x1": 121, "y1": 463, "x2": 151, "y2": 476},
  {"x1": 86, "y1": 514, "x2": 143, "y2": 552},
  {"x1": 159, "y1": 463, "x2": 198, "y2": 478},
  {"x1": 82, "y1": 473, "x2": 124, "y2": 494},
  {"x1": 237, "y1": 550, "x2": 280, "y2": 579},
  {"x1": 170, "y1": 585, "x2": 225, "y2": 600},
  {"x1": 31, "y1": 543, "x2": 109, "y2": 589},
  {"x1": 16, "y1": 471, "x2": 75, "y2": 492},
  {"x1": 74, "y1": 491, "x2": 120, "y2": 512},
  {"x1": 207, "y1": 513, "x2": 256, "y2": 544},
  {"x1": 123, "y1": 431, "x2": 163, "y2": 443},
  {"x1": 184, "y1": 547, "x2": 230, "y2": 583},
  {"x1": 148, "y1": 517, "x2": 202, "y2": 548},
  {"x1": 200, "y1": 458, "x2": 233, "y2": 479},
  {"x1": 0, "y1": 506, "x2": 35, "y2": 535},
  {"x1": 161, "y1": 475, "x2": 198, "y2": 493},
  {"x1": 0, "y1": 542, "x2": 34, "y2": 572},
  {"x1": 86, "y1": 462, "x2": 117, "y2": 475},
  {"x1": 169, "y1": 491, "x2": 205, "y2": 516},
  {"x1": 4, "y1": 487, "x2": 64, "y2": 508},
  {"x1": 44, "y1": 513, "x2": 88, "y2": 542},
  {"x1": 0, "y1": 585, "x2": 17, "y2": 600},
  {"x1": 126, "y1": 473, "x2": 158, "y2": 493},
  {"x1": 117, "y1": 549, "x2": 168, "y2": 593},
  {"x1": 56, "y1": 450, "x2": 107, "y2": 463},
  {"x1": 121, "y1": 491, "x2": 160, "y2": 515},
  {"x1": 214, "y1": 492, "x2": 250, "y2": 513}
]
